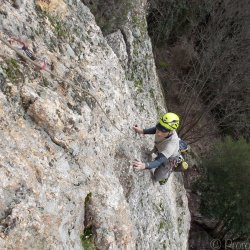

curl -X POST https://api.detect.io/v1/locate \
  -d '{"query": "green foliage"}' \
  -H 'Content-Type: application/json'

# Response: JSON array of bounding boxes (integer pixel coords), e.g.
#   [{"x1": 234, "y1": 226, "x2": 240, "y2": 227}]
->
[
  {"x1": 3, "y1": 58, "x2": 22, "y2": 82},
  {"x1": 35, "y1": 5, "x2": 68, "y2": 38},
  {"x1": 162, "y1": 241, "x2": 167, "y2": 249},
  {"x1": 47, "y1": 14, "x2": 68, "y2": 38},
  {"x1": 80, "y1": 226, "x2": 96, "y2": 250},
  {"x1": 81, "y1": 193, "x2": 96, "y2": 249},
  {"x1": 158, "y1": 220, "x2": 168, "y2": 234},
  {"x1": 134, "y1": 79, "x2": 143, "y2": 93},
  {"x1": 85, "y1": 192, "x2": 92, "y2": 206},
  {"x1": 197, "y1": 136, "x2": 250, "y2": 235},
  {"x1": 158, "y1": 61, "x2": 170, "y2": 69},
  {"x1": 40, "y1": 77, "x2": 50, "y2": 87},
  {"x1": 132, "y1": 15, "x2": 147, "y2": 33}
]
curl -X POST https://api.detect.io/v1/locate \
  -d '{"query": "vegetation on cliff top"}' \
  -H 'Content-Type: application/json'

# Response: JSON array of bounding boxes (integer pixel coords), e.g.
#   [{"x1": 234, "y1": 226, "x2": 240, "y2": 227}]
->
[{"x1": 194, "y1": 136, "x2": 250, "y2": 237}]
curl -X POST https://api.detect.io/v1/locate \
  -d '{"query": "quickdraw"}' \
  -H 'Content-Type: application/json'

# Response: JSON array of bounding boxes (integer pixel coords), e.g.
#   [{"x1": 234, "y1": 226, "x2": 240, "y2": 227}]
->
[
  {"x1": 8, "y1": 37, "x2": 47, "y2": 70},
  {"x1": 0, "y1": 33, "x2": 131, "y2": 138},
  {"x1": 169, "y1": 140, "x2": 189, "y2": 170}
]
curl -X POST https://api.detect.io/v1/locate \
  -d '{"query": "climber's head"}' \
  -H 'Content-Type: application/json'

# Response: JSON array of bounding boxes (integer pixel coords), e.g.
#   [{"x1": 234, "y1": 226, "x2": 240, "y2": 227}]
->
[{"x1": 156, "y1": 112, "x2": 180, "y2": 136}]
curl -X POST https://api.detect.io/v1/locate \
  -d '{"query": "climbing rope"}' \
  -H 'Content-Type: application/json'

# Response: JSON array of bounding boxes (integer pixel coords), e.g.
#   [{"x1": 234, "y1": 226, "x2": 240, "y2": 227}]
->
[{"x1": 0, "y1": 34, "x2": 132, "y2": 138}]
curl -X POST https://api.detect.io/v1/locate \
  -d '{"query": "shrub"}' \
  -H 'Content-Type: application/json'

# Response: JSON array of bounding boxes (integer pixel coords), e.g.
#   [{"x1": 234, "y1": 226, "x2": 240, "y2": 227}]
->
[{"x1": 198, "y1": 136, "x2": 250, "y2": 236}]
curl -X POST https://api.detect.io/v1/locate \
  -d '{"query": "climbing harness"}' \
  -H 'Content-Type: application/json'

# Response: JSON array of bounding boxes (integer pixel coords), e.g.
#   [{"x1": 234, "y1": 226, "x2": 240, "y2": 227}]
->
[
  {"x1": 173, "y1": 139, "x2": 189, "y2": 170},
  {"x1": 179, "y1": 139, "x2": 189, "y2": 153},
  {"x1": 174, "y1": 154, "x2": 189, "y2": 170},
  {"x1": 0, "y1": 34, "x2": 132, "y2": 138},
  {"x1": 159, "y1": 139, "x2": 189, "y2": 185}
]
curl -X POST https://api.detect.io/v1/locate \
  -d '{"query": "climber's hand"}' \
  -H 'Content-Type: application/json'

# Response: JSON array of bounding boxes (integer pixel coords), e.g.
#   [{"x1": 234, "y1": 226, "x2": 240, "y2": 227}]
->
[
  {"x1": 132, "y1": 125, "x2": 143, "y2": 134},
  {"x1": 132, "y1": 160, "x2": 146, "y2": 170}
]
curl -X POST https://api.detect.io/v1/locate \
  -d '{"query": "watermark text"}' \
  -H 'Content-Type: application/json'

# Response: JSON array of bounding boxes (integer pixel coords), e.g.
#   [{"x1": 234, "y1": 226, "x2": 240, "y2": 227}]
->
[{"x1": 210, "y1": 239, "x2": 250, "y2": 250}]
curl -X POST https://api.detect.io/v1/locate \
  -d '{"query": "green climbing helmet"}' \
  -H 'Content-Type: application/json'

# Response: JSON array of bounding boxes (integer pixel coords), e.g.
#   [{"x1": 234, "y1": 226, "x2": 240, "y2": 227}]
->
[{"x1": 158, "y1": 112, "x2": 180, "y2": 131}]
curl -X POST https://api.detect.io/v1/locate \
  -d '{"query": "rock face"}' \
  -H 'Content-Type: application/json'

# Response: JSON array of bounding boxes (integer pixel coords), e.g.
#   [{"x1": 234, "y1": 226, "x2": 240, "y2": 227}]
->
[{"x1": 0, "y1": 1, "x2": 190, "y2": 249}]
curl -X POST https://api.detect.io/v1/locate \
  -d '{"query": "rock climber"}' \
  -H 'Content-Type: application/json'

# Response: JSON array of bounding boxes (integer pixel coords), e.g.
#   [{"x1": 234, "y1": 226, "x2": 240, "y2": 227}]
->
[{"x1": 132, "y1": 112, "x2": 186, "y2": 182}]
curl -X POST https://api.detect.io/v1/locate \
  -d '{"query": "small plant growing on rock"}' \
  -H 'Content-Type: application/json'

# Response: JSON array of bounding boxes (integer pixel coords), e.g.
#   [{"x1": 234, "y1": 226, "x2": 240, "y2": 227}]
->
[
  {"x1": 81, "y1": 193, "x2": 96, "y2": 249},
  {"x1": 2, "y1": 58, "x2": 23, "y2": 83},
  {"x1": 80, "y1": 226, "x2": 96, "y2": 250}
]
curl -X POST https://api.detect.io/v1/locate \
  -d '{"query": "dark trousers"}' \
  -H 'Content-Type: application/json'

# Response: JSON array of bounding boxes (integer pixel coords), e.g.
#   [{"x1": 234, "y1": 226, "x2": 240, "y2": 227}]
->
[{"x1": 153, "y1": 162, "x2": 173, "y2": 182}]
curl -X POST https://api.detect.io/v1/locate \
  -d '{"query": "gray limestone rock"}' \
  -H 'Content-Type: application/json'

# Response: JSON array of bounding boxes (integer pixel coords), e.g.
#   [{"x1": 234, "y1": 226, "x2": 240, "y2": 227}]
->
[
  {"x1": 0, "y1": 0, "x2": 190, "y2": 249},
  {"x1": 106, "y1": 30, "x2": 128, "y2": 70}
]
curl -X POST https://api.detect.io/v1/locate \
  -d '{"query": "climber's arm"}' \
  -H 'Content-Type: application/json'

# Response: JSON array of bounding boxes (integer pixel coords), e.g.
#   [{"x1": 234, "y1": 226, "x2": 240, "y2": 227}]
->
[
  {"x1": 132, "y1": 125, "x2": 156, "y2": 135},
  {"x1": 143, "y1": 126, "x2": 156, "y2": 134},
  {"x1": 132, "y1": 153, "x2": 167, "y2": 170},
  {"x1": 145, "y1": 153, "x2": 167, "y2": 169}
]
